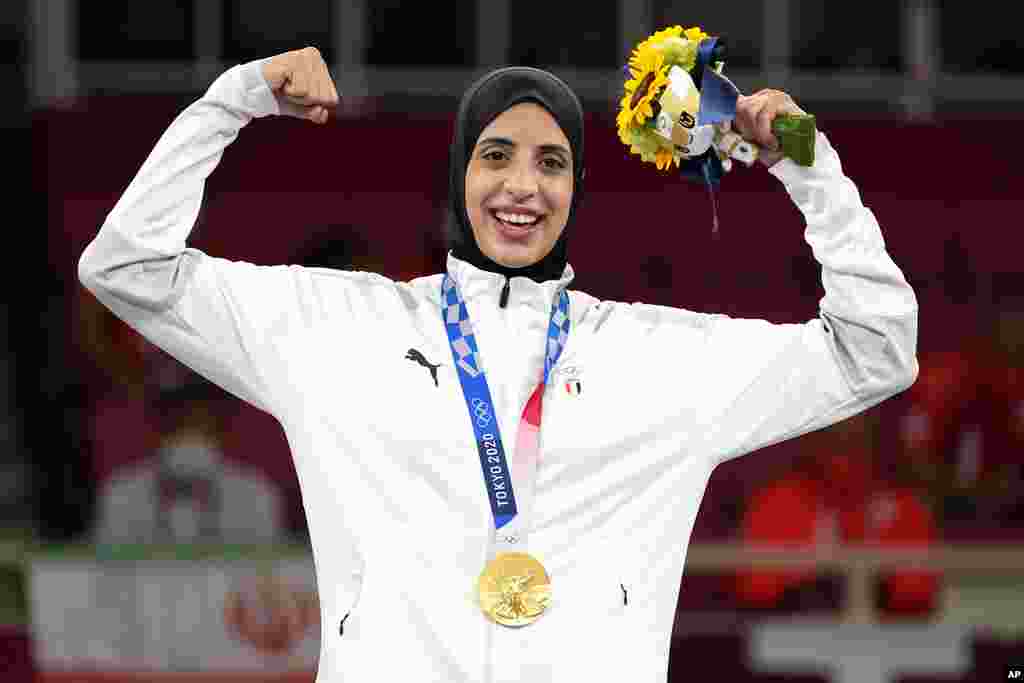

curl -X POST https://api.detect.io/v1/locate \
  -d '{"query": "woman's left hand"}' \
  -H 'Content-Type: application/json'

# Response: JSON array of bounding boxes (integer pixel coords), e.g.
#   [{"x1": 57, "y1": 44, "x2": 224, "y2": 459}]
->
[{"x1": 734, "y1": 89, "x2": 808, "y2": 168}]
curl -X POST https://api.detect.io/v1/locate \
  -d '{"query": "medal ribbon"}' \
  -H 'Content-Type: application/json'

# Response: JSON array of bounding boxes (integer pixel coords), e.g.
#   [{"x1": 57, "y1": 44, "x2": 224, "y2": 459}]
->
[{"x1": 441, "y1": 274, "x2": 570, "y2": 537}]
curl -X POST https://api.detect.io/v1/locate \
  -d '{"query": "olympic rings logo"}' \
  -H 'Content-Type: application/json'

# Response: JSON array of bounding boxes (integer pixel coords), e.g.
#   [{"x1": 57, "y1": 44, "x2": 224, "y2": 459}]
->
[{"x1": 471, "y1": 398, "x2": 492, "y2": 427}]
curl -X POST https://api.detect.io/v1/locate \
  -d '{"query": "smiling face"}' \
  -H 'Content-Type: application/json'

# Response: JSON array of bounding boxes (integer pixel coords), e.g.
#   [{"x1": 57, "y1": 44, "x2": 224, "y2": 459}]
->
[{"x1": 464, "y1": 102, "x2": 574, "y2": 269}]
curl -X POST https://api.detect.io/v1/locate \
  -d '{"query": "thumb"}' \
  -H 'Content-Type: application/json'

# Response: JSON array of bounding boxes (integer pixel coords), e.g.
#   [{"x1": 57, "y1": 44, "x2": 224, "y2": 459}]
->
[
  {"x1": 304, "y1": 105, "x2": 329, "y2": 124},
  {"x1": 277, "y1": 99, "x2": 329, "y2": 124}
]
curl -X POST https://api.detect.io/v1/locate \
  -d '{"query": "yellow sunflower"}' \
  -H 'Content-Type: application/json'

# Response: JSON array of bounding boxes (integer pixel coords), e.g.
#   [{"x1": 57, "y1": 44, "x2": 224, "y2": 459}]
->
[
  {"x1": 629, "y1": 25, "x2": 708, "y2": 70},
  {"x1": 619, "y1": 125, "x2": 680, "y2": 170},
  {"x1": 630, "y1": 25, "x2": 683, "y2": 64},
  {"x1": 616, "y1": 24, "x2": 711, "y2": 172},
  {"x1": 616, "y1": 45, "x2": 670, "y2": 133},
  {"x1": 683, "y1": 26, "x2": 710, "y2": 43},
  {"x1": 654, "y1": 148, "x2": 678, "y2": 170}
]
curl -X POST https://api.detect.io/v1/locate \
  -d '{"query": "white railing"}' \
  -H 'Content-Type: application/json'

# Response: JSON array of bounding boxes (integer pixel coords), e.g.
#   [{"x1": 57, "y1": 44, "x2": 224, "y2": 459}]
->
[
  {"x1": 4, "y1": 540, "x2": 1021, "y2": 627},
  {"x1": 685, "y1": 542, "x2": 1024, "y2": 624}
]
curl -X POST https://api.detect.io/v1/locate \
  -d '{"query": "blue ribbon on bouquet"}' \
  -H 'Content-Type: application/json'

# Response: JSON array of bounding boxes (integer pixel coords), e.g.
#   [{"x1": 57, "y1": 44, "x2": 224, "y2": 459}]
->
[{"x1": 678, "y1": 37, "x2": 742, "y2": 232}]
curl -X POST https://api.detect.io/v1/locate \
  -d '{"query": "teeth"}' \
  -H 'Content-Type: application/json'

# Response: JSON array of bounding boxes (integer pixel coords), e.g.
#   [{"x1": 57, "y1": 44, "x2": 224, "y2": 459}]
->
[{"x1": 495, "y1": 211, "x2": 538, "y2": 225}]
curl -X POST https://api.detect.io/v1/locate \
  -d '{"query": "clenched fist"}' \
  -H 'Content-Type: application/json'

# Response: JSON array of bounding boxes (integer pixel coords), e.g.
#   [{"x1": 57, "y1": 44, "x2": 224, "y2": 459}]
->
[
  {"x1": 261, "y1": 46, "x2": 339, "y2": 124},
  {"x1": 734, "y1": 89, "x2": 807, "y2": 168}
]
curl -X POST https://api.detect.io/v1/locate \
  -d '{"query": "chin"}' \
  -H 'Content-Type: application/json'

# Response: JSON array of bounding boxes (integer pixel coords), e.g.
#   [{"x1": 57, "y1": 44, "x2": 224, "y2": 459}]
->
[
  {"x1": 492, "y1": 252, "x2": 538, "y2": 268},
  {"x1": 485, "y1": 242, "x2": 547, "y2": 269}
]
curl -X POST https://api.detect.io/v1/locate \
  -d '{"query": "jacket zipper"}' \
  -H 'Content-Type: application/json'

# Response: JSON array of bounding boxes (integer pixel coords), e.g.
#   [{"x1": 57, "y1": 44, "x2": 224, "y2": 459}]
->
[{"x1": 499, "y1": 277, "x2": 510, "y2": 308}]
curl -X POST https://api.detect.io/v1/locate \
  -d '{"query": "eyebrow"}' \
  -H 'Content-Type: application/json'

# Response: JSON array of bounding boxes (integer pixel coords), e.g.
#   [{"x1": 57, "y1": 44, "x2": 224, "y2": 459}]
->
[{"x1": 477, "y1": 136, "x2": 571, "y2": 158}]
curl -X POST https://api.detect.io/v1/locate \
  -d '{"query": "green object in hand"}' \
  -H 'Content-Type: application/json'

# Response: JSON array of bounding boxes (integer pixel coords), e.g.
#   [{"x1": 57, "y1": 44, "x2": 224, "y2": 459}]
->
[{"x1": 771, "y1": 113, "x2": 817, "y2": 166}]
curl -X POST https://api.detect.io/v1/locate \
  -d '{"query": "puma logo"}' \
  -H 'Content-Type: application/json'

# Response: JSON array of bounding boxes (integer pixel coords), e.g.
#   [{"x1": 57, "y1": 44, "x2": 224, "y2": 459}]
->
[{"x1": 405, "y1": 348, "x2": 442, "y2": 387}]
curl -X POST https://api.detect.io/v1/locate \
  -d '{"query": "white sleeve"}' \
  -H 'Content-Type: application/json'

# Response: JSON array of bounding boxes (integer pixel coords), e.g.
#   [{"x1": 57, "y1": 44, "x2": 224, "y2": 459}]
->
[
  {"x1": 700, "y1": 131, "x2": 919, "y2": 462},
  {"x1": 78, "y1": 60, "x2": 330, "y2": 416}
]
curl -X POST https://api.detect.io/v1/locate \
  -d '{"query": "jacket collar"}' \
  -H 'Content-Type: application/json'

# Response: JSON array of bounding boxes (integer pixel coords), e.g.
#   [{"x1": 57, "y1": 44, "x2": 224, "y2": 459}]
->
[{"x1": 445, "y1": 251, "x2": 575, "y2": 311}]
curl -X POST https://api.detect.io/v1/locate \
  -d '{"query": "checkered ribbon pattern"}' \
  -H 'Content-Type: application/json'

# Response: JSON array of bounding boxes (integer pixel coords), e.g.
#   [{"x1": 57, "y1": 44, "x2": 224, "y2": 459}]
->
[
  {"x1": 442, "y1": 275, "x2": 484, "y2": 378},
  {"x1": 544, "y1": 292, "x2": 571, "y2": 385},
  {"x1": 442, "y1": 275, "x2": 570, "y2": 382}
]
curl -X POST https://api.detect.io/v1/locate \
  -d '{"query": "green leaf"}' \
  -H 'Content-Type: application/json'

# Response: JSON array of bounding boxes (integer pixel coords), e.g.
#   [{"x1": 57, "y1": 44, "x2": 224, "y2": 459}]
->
[{"x1": 772, "y1": 113, "x2": 817, "y2": 166}]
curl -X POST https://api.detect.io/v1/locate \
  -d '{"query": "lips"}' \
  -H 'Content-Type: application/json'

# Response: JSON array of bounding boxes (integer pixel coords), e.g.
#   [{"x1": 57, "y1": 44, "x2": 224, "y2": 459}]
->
[{"x1": 490, "y1": 209, "x2": 543, "y2": 240}]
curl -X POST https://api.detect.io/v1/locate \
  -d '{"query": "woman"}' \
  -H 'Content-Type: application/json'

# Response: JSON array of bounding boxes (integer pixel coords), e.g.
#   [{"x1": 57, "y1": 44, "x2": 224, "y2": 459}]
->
[{"x1": 79, "y1": 47, "x2": 918, "y2": 682}]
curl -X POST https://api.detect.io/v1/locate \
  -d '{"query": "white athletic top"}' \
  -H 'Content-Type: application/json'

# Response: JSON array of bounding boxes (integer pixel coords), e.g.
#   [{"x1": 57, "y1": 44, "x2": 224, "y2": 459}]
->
[{"x1": 79, "y1": 59, "x2": 918, "y2": 682}]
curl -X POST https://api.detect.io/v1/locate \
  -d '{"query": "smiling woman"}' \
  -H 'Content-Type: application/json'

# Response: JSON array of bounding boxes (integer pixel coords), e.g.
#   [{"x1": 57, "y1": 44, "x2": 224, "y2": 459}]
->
[
  {"x1": 77, "y1": 45, "x2": 919, "y2": 683},
  {"x1": 447, "y1": 66, "x2": 587, "y2": 299},
  {"x1": 464, "y1": 103, "x2": 574, "y2": 270}
]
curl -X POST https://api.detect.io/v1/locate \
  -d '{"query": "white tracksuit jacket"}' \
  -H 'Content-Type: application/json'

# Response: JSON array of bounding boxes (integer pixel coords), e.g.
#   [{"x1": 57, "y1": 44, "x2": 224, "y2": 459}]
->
[{"x1": 78, "y1": 60, "x2": 918, "y2": 682}]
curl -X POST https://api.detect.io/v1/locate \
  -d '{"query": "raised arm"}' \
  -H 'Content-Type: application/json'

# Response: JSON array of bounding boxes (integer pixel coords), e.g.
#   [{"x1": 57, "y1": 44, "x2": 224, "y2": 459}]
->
[
  {"x1": 702, "y1": 125, "x2": 919, "y2": 462},
  {"x1": 78, "y1": 49, "x2": 340, "y2": 414}
]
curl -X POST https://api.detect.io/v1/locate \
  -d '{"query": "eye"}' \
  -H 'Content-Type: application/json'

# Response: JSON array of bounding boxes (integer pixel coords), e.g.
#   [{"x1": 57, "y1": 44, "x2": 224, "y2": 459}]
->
[
  {"x1": 541, "y1": 156, "x2": 568, "y2": 171},
  {"x1": 481, "y1": 149, "x2": 509, "y2": 162}
]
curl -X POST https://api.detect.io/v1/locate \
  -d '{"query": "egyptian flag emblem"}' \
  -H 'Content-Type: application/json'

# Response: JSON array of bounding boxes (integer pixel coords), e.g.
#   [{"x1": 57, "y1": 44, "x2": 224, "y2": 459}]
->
[{"x1": 565, "y1": 379, "x2": 582, "y2": 396}]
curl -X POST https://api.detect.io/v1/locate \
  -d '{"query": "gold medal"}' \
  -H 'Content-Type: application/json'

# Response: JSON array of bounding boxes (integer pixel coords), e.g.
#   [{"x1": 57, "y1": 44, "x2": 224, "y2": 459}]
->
[{"x1": 477, "y1": 552, "x2": 551, "y2": 627}]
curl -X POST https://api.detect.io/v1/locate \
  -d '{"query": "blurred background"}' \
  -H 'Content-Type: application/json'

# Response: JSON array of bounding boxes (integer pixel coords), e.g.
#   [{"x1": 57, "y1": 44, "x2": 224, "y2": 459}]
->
[{"x1": 4, "y1": 0, "x2": 1024, "y2": 680}]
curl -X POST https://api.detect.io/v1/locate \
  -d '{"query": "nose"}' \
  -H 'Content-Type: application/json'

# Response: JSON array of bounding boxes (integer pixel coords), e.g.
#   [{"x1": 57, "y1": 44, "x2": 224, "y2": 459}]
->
[{"x1": 504, "y1": 159, "x2": 538, "y2": 201}]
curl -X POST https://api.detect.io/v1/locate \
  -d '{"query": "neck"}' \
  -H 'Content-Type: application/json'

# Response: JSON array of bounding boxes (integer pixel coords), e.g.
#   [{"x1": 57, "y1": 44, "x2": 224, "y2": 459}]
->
[{"x1": 451, "y1": 241, "x2": 566, "y2": 284}]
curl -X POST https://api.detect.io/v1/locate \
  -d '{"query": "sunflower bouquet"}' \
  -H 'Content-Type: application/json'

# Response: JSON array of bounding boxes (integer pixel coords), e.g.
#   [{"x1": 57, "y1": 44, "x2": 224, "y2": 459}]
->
[{"x1": 616, "y1": 25, "x2": 816, "y2": 180}]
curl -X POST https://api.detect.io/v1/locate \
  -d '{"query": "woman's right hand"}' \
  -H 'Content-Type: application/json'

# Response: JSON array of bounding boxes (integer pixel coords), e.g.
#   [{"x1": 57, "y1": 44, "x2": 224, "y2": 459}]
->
[{"x1": 261, "y1": 47, "x2": 340, "y2": 124}]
